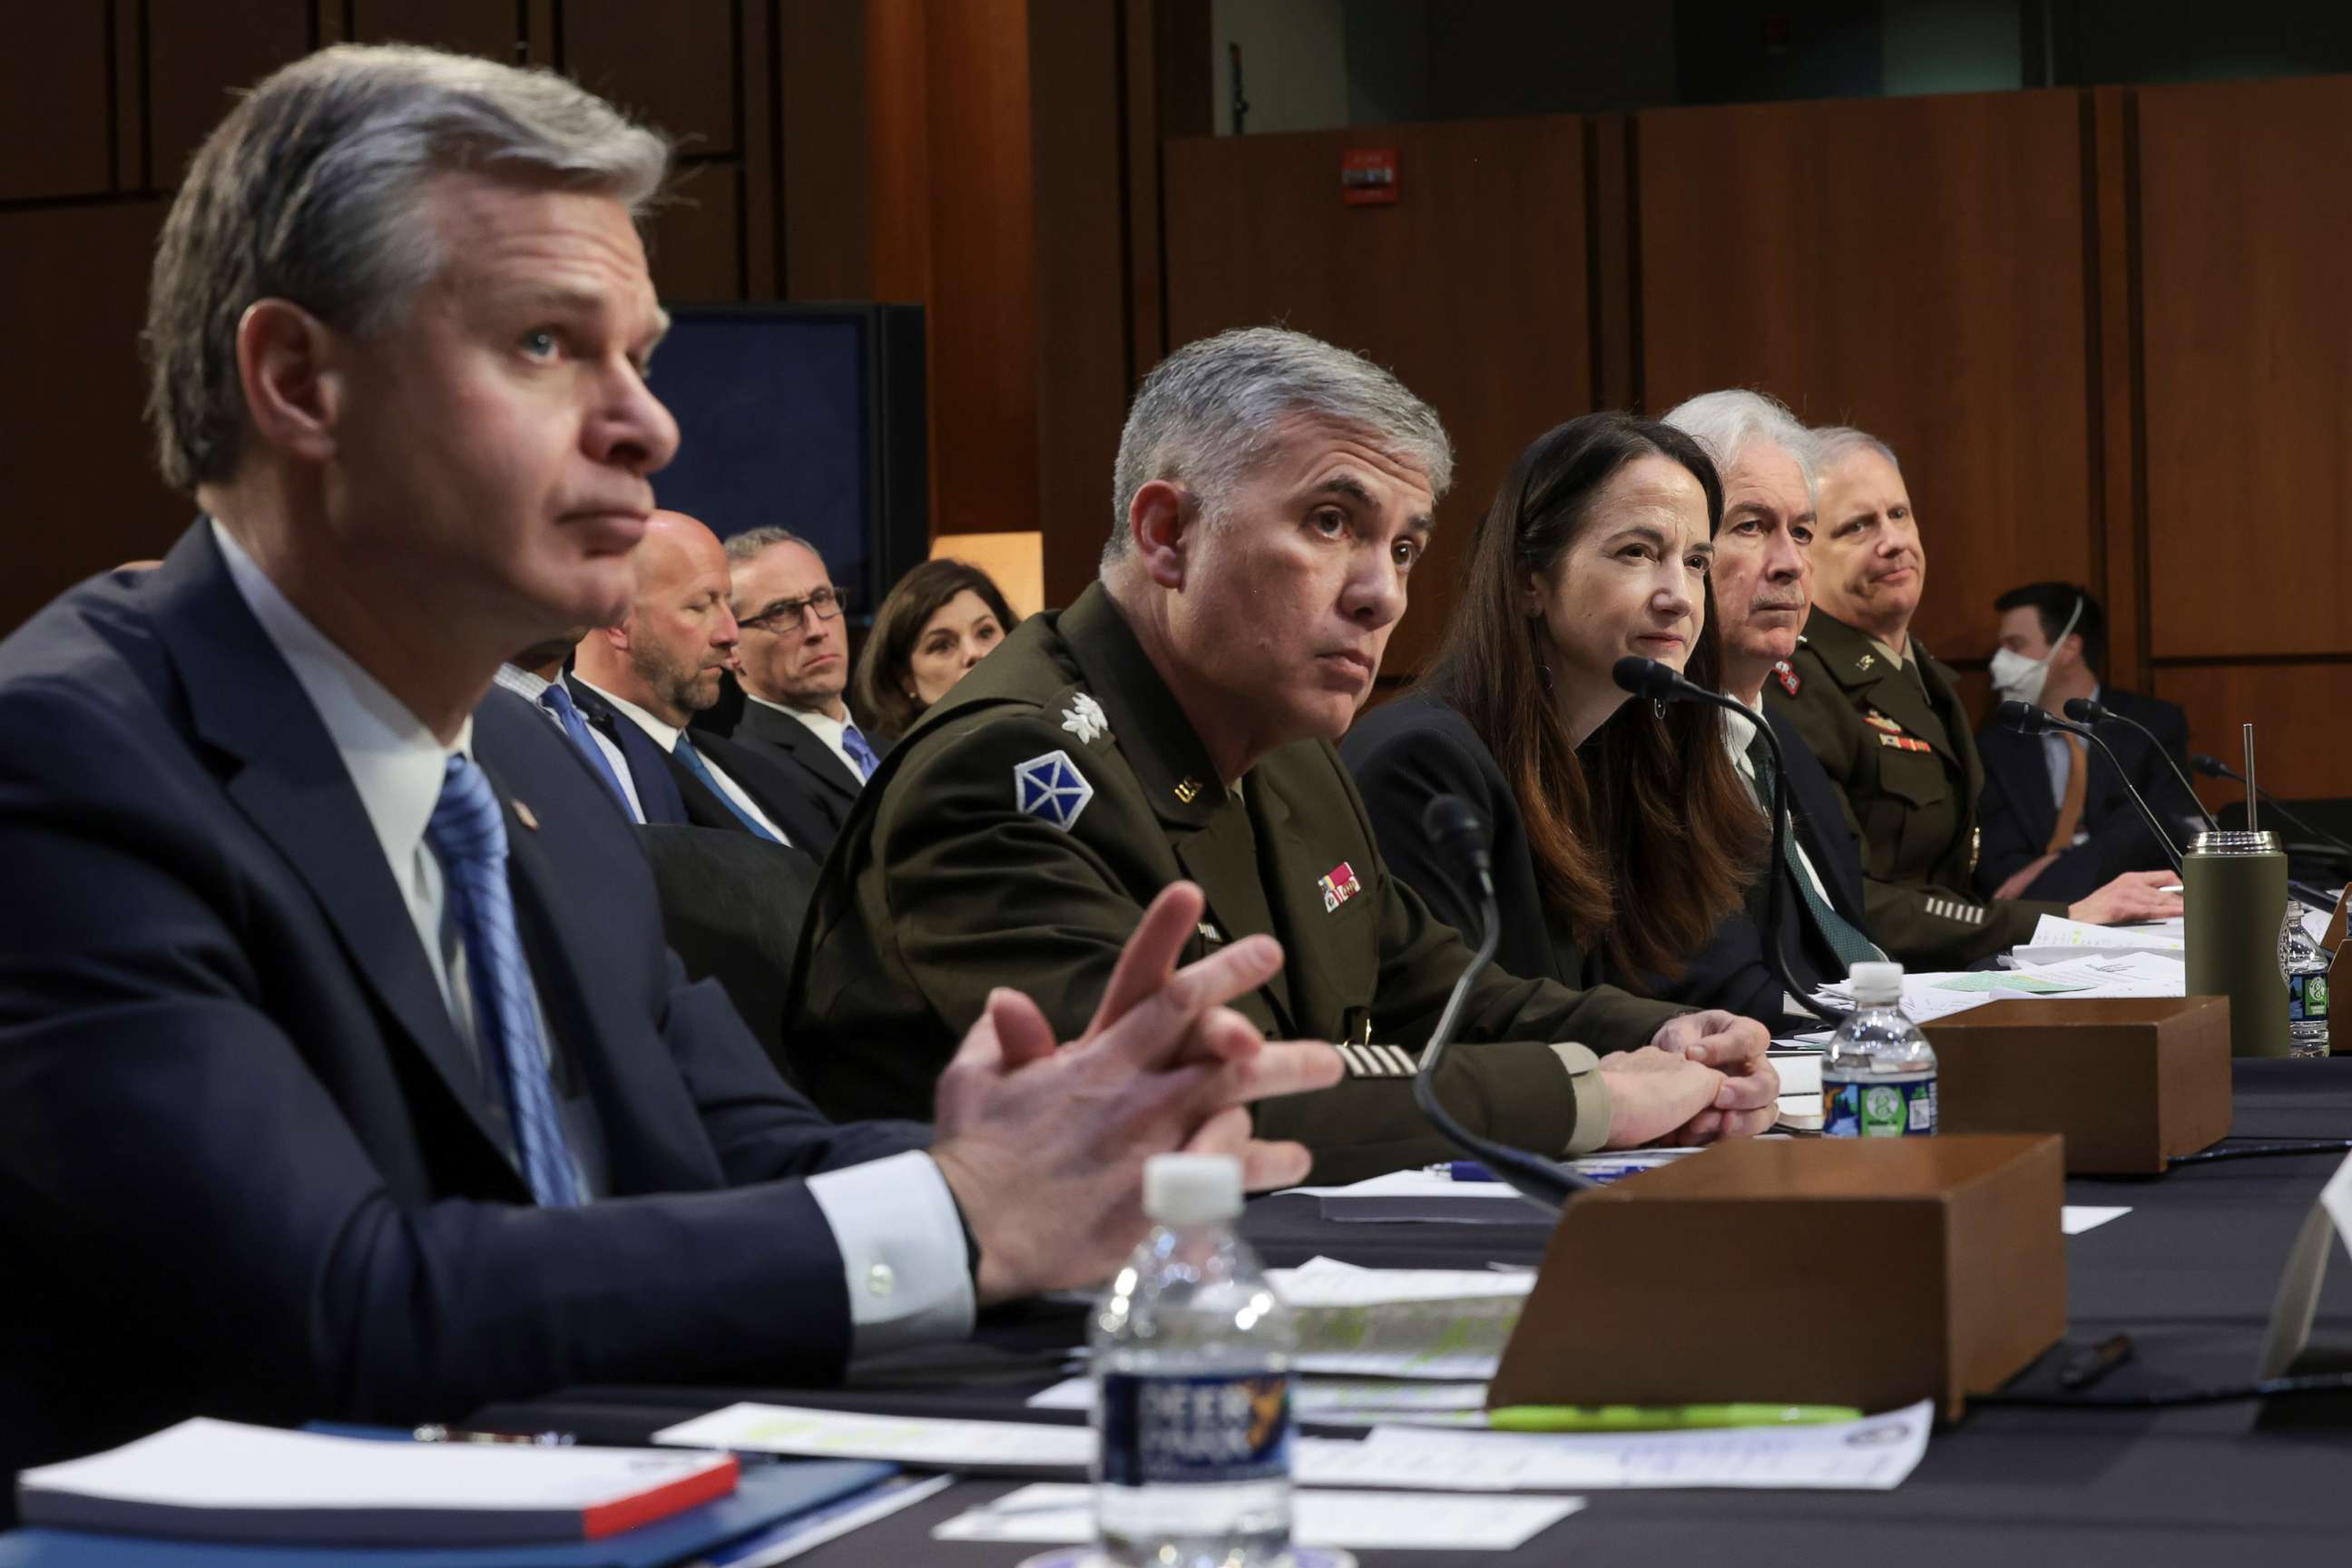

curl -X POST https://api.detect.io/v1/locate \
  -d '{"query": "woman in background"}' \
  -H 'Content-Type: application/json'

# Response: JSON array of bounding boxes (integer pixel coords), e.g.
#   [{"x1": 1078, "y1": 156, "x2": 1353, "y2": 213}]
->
[
  {"x1": 851, "y1": 558, "x2": 1023, "y2": 743},
  {"x1": 1342, "y1": 411, "x2": 1770, "y2": 1011}
]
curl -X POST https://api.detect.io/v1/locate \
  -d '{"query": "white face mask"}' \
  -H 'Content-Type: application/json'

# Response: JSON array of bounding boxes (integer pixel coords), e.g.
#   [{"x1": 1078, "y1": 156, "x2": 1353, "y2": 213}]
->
[{"x1": 1989, "y1": 595, "x2": 2084, "y2": 708}]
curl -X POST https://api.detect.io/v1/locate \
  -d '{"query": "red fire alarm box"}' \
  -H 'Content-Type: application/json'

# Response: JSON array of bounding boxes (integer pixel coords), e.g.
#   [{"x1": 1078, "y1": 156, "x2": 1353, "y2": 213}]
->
[{"x1": 1341, "y1": 148, "x2": 1399, "y2": 206}]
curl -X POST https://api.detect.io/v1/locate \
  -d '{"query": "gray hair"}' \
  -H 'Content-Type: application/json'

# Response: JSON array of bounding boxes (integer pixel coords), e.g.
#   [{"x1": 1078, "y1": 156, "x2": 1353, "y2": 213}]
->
[
  {"x1": 1660, "y1": 388, "x2": 1817, "y2": 500},
  {"x1": 722, "y1": 525, "x2": 821, "y2": 567},
  {"x1": 145, "y1": 44, "x2": 671, "y2": 492},
  {"x1": 1810, "y1": 424, "x2": 1903, "y2": 475},
  {"x1": 1102, "y1": 326, "x2": 1452, "y2": 568}
]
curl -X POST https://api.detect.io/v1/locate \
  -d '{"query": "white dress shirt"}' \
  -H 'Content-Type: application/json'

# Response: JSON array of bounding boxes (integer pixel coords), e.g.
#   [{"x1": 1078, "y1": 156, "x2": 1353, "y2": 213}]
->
[
  {"x1": 493, "y1": 663, "x2": 649, "y2": 824},
  {"x1": 571, "y1": 676, "x2": 791, "y2": 845},
  {"x1": 744, "y1": 690, "x2": 869, "y2": 784},
  {"x1": 213, "y1": 521, "x2": 969, "y2": 1351},
  {"x1": 1721, "y1": 695, "x2": 1844, "y2": 1018}
]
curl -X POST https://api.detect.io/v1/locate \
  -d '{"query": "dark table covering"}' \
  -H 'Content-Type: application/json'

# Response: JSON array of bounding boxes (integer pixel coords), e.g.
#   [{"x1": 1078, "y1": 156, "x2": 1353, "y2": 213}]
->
[{"x1": 480, "y1": 1060, "x2": 2352, "y2": 1565}]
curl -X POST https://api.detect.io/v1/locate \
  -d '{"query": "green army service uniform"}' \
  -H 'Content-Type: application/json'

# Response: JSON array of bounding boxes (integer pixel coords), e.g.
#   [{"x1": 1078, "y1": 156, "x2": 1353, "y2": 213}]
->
[
  {"x1": 1766, "y1": 608, "x2": 2063, "y2": 968},
  {"x1": 787, "y1": 583, "x2": 1688, "y2": 1182}
]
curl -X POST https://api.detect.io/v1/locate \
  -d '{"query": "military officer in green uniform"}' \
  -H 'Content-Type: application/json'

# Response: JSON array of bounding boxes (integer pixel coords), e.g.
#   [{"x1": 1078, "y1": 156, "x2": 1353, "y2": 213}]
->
[
  {"x1": 1767, "y1": 426, "x2": 2181, "y2": 968},
  {"x1": 789, "y1": 328, "x2": 1779, "y2": 1181}
]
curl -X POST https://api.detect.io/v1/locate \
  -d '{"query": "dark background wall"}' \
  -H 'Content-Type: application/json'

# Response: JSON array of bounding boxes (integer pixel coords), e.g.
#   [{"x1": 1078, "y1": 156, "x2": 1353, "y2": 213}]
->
[{"x1": 8, "y1": 0, "x2": 2352, "y2": 810}]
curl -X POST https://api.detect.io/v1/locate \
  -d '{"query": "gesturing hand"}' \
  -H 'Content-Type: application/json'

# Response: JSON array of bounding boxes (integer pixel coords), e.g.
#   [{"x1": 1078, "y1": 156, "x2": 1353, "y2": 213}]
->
[{"x1": 928, "y1": 882, "x2": 1343, "y2": 1306}]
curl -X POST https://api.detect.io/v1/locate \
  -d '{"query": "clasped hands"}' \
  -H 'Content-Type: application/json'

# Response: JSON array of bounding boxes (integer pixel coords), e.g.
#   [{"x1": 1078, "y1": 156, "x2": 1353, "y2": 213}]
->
[{"x1": 927, "y1": 884, "x2": 1778, "y2": 1307}]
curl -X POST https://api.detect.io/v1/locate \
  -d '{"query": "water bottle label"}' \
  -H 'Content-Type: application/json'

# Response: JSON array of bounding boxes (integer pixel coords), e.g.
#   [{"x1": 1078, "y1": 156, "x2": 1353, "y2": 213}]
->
[
  {"x1": 1825, "y1": 1076, "x2": 1936, "y2": 1137},
  {"x1": 1098, "y1": 1371, "x2": 1290, "y2": 1487},
  {"x1": 2289, "y1": 972, "x2": 2331, "y2": 1025}
]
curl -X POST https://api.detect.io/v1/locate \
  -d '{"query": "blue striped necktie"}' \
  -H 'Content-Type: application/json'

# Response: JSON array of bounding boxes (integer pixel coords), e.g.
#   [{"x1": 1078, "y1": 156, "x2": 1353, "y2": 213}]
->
[
  {"x1": 537, "y1": 682, "x2": 632, "y2": 814},
  {"x1": 841, "y1": 722, "x2": 880, "y2": 781},
  {"x1": 426, "y1": 755, "x2": 584, "y2": 1206},
  {"x1": 672, "y1": 733, "x2": 782, "y2": 842}
]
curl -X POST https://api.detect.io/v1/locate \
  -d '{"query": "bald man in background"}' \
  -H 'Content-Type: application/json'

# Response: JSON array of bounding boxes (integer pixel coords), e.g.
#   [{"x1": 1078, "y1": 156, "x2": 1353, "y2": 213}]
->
[{"x1": 569, "y1": 511, "x2": 831, "y2": 852}]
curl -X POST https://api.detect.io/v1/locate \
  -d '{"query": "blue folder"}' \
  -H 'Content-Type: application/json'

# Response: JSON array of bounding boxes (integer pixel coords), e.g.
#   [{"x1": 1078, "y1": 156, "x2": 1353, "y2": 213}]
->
[{"x1": 0, "y1": 1458, "x2": 897, "y2": 1568}]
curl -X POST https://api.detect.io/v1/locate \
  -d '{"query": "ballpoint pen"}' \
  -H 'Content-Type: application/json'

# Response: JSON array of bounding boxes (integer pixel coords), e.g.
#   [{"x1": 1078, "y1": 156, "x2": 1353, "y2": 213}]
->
[{"x1": 1485, "y1": 1403, "x2": 1862, "y2": 1432}]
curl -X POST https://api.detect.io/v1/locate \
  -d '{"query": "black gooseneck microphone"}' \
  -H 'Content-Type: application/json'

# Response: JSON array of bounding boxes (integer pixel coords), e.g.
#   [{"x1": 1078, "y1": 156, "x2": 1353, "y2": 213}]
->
[
  {"x1": 1412, "y1": 795, "x2": 1592, "y2": 1210},
  {"x1": 2061, "y1": 696, "x2": 2219, "y2": 835},
  {"x1": 1612, "y1": 656, "x2": 1847, "y2": 1027},
  {"x1": 2189, "y1": 751, "x2": 2352, "y2": 867},
  {"x1": 1999, "y1": 700, "x2": 2183, "y2": 874}
]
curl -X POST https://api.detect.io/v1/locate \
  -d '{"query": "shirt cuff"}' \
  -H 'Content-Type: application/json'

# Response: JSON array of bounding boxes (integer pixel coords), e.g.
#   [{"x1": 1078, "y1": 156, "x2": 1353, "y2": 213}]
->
[
  {"x1": 1547, "y1": 1042, "x2": 1613, "y2": 1156},
  {"x1": 805, "y1": 1150, "x2": 976, "y2": 1357}
]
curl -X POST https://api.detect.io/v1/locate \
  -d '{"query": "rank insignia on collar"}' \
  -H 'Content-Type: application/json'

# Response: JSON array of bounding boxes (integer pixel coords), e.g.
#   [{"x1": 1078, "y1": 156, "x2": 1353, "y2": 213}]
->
[
  {"x1": 1773, "y1": 659, "x2": 1800, "y2": 696},
  {"x1": 1318, "y1": 861, "x2": 1362, "y2": 912},
  {"x1": 1014, "y1": 749, "x2": 1094, "y2": 829},
  {"x1": 1863, "y1": 711, "x2": 1905, "y2": 734},
  {"x1": 1857, "y1": 652, "x2": 1877, "y2": 671},
  {"x1": 1059, "y1": 691, "x2": 1109, "y2": 745},
  {"x1": 1173, "y1": 776, "x2": 1202, "y2": 804}
]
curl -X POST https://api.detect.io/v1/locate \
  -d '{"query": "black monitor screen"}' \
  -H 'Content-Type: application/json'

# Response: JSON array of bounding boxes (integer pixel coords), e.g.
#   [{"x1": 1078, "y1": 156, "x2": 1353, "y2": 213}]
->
[{"x1": 648, "y1": 309, "x2": 883, "y2": 616}]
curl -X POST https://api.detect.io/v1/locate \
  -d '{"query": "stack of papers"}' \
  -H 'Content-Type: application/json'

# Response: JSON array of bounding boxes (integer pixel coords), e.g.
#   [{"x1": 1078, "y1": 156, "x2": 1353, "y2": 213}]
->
[
  {"x1": 935, "y1": 1485, "x2": 1585, "y2": 1551},
  {"x1": 15, "y1": 1420, "x2": 740, "y2": 1546}
]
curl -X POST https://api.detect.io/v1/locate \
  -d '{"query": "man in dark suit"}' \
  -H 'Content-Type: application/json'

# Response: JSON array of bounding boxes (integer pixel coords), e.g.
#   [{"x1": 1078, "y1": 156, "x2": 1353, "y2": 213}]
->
[
  {"x1": 719, "y1": 527, "x2": 883, "y2": 858},
  {"x1": 1661, "y1": 391, "x2": 1882, "y2": 1021},
  {"x1": 0, "y1": 43, "x2": 1337, "y2": 1494},
  {"x1": 571, "y1": 511, "x2": 834, "y2": 853},
  {"x1": 1975, "y1": 583, "x2": 2195, "y2": 903}
]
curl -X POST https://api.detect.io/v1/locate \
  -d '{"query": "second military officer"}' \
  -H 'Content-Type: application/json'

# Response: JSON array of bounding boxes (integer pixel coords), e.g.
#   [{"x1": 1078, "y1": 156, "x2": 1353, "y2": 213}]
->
[
  {"x1": 789, "y1": 328, "x2": 1779, "y2": 1181},
  {"x1": 1768, "y1": 426, "x2": 2180, "y2": 968}
]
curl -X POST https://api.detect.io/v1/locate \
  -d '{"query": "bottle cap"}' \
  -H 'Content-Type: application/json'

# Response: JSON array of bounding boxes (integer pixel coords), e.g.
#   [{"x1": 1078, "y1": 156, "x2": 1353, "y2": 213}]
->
[
  {"x1": 1847, "y1": 960, "x2": 1906, "y2": 1006},
  {"x1": 1143, "y1": 1153, "x2": 1243, "y2": 1226}
]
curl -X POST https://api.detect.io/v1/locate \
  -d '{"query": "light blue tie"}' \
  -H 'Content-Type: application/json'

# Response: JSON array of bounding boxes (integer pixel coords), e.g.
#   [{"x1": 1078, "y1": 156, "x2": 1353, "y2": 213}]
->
[
  {"x1": 537, "y1": 682, "x2": 632, "y2": 814},
  {"x1": 672, "y1": 733, "x2": 781, "y2": 842},
  {"x1": 841, "y1": 722, "x2": 880, "y2": 782},
  {"x1": 426, "y1": 755, "x2": 584, "y2": 1207}
]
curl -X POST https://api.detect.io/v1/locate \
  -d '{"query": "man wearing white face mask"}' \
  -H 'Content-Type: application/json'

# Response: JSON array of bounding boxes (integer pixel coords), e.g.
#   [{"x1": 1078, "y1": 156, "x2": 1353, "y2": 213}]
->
[{"x1": 1975, "y1": 583, "x2": 2193, "y2": 902}]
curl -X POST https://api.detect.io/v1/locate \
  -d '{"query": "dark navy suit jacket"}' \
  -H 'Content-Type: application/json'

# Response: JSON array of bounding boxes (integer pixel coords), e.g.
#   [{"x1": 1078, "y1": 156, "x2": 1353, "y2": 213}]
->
[
  {"x1": 1343, "y1": 693, "x2": 1872, "y2": 1027},
  {"x1": 567, "y1": 673, "x2": 832, "y2": 856},
  {"x1": 0, "y1": 524, "x2": 930, "y2": 1489},
  {"x1": 1973, "y1": 685, "x2": 2193, "y2": 903},
  {"x1": 722, "y1": 698, "x2": 867, "y2": 860}
]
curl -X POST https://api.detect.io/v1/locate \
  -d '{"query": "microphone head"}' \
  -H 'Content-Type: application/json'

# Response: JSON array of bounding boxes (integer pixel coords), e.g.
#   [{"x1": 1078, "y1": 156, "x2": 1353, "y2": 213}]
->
[
  {"x1": 1997, "y1": 698, "x2": 2046, "y2": 735},
  {"x1": 1419, "y1": 794, "x2": 1493, "y2": 875},
  {"x1": 1611, "y1": 655, "x2": 1678, "y2": 701},
  {"x1": 2062, "y1": 696, "x2": 2105, "y2": 726},
  {"x1": 2189, "y1": 752, "x2": 2231, "y2": 779}
]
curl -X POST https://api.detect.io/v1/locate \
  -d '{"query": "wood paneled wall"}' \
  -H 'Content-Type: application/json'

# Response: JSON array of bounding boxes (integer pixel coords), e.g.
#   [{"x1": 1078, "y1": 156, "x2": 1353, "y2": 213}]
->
[
  {"x1": 1155, "y1": 74, "x2": 2352, "y2": 804},
  {"x1": 1, "y1": 0, "x2": 1120, "y2": 637}
]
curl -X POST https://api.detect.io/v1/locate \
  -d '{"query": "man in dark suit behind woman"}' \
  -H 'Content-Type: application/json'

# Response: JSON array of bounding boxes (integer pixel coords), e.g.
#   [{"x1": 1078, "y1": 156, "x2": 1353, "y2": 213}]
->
[{"x1": 1342, "y1": 411, "x2": 1771, "y2": 1012}]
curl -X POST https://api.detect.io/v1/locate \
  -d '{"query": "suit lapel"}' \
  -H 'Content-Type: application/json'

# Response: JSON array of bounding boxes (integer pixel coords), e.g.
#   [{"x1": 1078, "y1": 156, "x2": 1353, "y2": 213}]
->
[
  {"x1": 153, "y1": 524, "x2": 519, "y2": 1170},
  {"x1": 564, "y1": 675, "x2": 691, "y2": 825},
  {"x1": 739, "y1": 701, "x2": 863, "y2": 804}
]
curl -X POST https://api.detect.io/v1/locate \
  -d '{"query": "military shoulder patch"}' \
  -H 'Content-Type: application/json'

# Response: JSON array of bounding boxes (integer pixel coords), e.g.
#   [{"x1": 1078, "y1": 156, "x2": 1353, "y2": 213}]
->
[
  {"x1": 1013, "y1": 749, "x2": 1094, "y2": 829},
  {"x1": 1773, "y1": 659, "x2": 1801, "y2": 696}
]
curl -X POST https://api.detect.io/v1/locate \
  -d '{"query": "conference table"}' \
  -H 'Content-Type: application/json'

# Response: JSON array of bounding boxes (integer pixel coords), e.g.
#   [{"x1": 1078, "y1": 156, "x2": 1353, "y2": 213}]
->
[{"x1": 487, "y1": 1060, "x2": 2352, "y2": 1565}]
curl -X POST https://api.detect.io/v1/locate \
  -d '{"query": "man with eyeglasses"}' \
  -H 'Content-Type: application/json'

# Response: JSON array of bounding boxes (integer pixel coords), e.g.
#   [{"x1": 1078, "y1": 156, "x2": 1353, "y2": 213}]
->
[
  {"x1": 720, "y1": 528, "x2": 882, "y2": 858},
  {"x1": 570, "y1": 511, "x2": 833, "y2": 850}
]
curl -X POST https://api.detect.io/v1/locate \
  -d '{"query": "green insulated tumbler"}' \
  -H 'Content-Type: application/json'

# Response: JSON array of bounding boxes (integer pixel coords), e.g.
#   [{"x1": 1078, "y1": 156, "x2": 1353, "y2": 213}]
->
[{"x1": 2184, "y1": 828, "x2": 2288, "y2": 1058}]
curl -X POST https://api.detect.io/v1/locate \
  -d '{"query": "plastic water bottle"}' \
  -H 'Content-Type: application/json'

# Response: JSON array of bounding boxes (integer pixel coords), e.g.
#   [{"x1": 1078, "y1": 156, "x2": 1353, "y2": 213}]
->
[
  {"x1": 1092, "y1": 1153, "x2": 1295, "y2": 1567},
  {"x1": 2279, "y1": 909, "x2": 2332, "y2": 1059},
  {"x1": 1823, "y1": 962, "x2": 1938, "y2": 1137}
]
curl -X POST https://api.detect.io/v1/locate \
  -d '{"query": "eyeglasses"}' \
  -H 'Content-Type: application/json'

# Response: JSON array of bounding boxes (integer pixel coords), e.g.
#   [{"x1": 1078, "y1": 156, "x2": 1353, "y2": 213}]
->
[{"x1": 739, "y1": 585, "x2": 844, "y2": 638}]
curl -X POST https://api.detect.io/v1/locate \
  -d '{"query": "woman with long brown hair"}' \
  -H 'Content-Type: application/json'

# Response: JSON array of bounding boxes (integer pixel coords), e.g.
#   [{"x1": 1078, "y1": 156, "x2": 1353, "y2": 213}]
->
[
  {"x1": 849, "y1": 558, "x2": 1023, "y2": 744},
  {"x1": 1342, "y1": 410, "x2": 1777, "y2": 1016}
]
